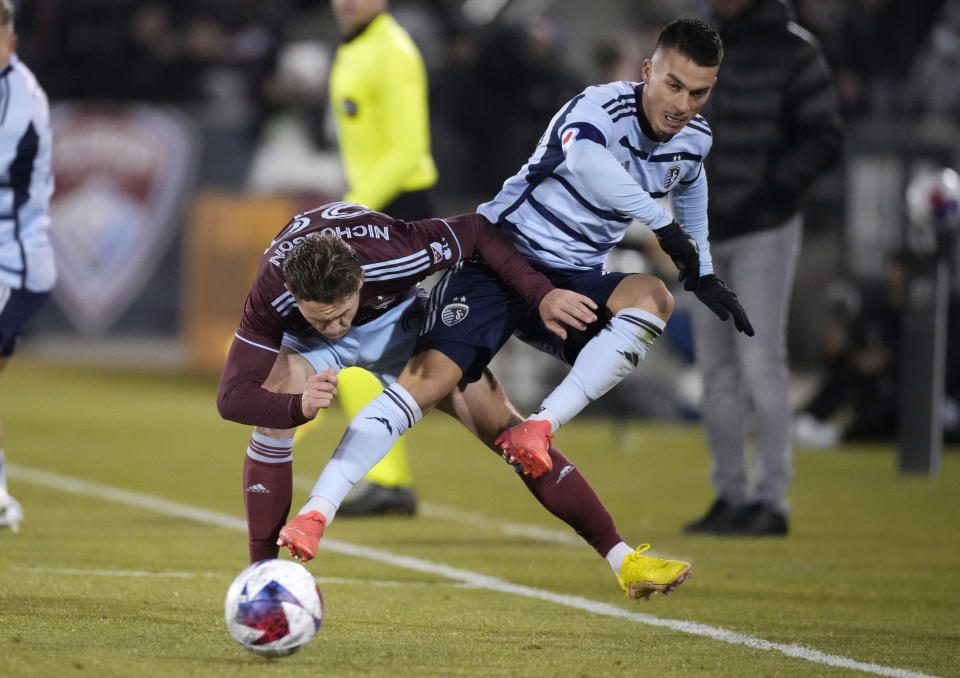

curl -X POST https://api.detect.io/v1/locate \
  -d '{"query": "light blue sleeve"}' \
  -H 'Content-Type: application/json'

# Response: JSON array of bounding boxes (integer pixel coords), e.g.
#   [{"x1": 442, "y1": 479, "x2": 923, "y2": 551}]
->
[
  {"x1": 668, "y1": 166, "x2": 714, "y2": 275},
  {"x1": 564, "y1": 138, "x2": 675, "y2": 229},
  {"x1": 0, "y1": 81, "x2": 31, "y2": 176},
  {"x1": 558, "y1": 90, "x2": 617, "y2": 147}
]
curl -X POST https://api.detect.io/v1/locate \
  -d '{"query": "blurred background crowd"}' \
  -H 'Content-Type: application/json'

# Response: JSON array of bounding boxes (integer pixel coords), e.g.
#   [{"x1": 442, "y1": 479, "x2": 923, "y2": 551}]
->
[{"x1": 12, "y1": 0, "x2": 960, "y2": 444}]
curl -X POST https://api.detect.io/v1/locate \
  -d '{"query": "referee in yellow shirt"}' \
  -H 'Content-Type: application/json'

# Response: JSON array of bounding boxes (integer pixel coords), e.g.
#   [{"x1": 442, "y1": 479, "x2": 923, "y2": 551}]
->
[
  {"x1": 331, "y1": 0, "x2": 437, "y2": 216},
  {"x1": 318, "y1": 0, "x2": 437, "y2": 516}
]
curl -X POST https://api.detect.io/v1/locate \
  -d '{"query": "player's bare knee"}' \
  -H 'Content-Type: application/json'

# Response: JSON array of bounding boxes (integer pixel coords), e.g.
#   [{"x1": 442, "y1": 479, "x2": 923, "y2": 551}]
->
[
  {"x1": 254, "y1": 425, "x2": 297, "y2": 439},
  {"x1": 610, "y1": 274, "x2": 673, "y2": 320},
  {"x1": 632, "y1": 275, "x2": 673, "y2": 320},
  {"x1": 647, "y1": 278, "x2": 674, "y2": 320}
]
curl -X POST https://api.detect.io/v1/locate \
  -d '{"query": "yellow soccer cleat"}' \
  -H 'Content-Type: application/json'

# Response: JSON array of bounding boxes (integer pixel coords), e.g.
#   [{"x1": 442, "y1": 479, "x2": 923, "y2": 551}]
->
[{"x1": 617, "y1": 544, "x2": 691, "y2": 600}]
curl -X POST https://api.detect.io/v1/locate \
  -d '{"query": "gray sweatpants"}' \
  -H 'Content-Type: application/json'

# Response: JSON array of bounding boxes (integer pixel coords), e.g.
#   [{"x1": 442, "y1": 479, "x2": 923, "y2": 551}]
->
[{"x1": 690, "y1": 216, "x2": 802, "y2": 512}]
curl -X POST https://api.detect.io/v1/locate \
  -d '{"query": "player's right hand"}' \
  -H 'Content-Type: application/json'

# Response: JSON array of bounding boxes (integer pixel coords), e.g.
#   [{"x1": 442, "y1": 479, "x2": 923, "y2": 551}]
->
[
  {"x1": 539, "y1": 288, "x2": 598, "y2": 340},
  {"x1": 301, "y1": 367, "x2": 338, "y2": 419},
  {"x1": 654, "y1": 221, "x2": 700, "y2": 291}
]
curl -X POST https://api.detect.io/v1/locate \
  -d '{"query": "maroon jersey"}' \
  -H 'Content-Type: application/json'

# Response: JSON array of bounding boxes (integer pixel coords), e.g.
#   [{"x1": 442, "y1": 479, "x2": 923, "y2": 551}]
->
[{"x1": 217, "y1": 202, "x2": 555, "y2": 429}]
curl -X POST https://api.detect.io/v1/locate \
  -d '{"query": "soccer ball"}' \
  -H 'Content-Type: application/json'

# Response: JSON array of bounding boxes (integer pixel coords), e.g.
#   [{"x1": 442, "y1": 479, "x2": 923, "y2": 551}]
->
[
  {"x1": 906, "y1": 166, "x2": 960, "y2": 229},
  {"x1": 224, "y1": 559, "x2": 323, "y2": 657}
]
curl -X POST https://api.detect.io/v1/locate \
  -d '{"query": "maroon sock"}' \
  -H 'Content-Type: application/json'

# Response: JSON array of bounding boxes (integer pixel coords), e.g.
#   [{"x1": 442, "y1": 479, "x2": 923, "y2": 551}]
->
[
  {"x1": 519, "y1": 445, "x2": 622, "y2": 558},
  {"x1": 243, "y1": 455, "x2": 293, "y2": 563}
]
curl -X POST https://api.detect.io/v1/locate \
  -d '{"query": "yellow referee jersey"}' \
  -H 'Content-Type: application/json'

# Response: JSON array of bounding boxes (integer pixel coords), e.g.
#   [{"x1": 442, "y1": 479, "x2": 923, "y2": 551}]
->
[{"x1": 329, "y1": 13, "x2": 437, "y2": 211}]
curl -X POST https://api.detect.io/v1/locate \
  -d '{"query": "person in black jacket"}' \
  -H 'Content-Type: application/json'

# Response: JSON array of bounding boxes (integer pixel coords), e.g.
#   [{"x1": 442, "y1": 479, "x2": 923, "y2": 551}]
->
[{"x1": 684, "y1": 0, "x2": 843, "y2": 536}]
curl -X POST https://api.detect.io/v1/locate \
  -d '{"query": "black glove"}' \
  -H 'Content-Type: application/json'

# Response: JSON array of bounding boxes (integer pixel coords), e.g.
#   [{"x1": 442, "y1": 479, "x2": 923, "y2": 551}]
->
[
  {"x1": 695, "y1": 274, "x2": 755, "y2": 336},
  {"x1": 654, "y1": 221, "x2": 700, "y2": 291}
]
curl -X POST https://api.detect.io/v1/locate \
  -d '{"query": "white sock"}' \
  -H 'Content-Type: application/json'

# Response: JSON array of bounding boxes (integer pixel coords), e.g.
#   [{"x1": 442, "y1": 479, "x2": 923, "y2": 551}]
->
[
  {"x1": 605, "y1": 541, "x2": 634, "y2": 574},
  {"x1": 538, "y1": 308, "x2": 664, "y2": 430},
  {"x1": 0, "y1": 448, "x2": 6, "y2": 494},
  {"x1": 306, "y1": 383, "x2": 422, "y2": 516},
  {"x1": 299, "y1": 496, "x2": 339, "y2": 526},
  {"x1": 527, "y1": 408, "x2": 561, "y2": 433}
]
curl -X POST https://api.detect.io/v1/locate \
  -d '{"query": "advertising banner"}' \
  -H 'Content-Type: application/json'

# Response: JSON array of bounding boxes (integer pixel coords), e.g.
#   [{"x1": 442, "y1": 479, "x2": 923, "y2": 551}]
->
[{"x1": 49, "y1": 104, "x2": 196, "y2": 335}]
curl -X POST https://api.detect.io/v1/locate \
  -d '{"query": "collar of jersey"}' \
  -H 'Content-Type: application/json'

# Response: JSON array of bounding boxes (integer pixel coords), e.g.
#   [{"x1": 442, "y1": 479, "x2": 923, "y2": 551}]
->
[
  {"x1": 341, "y1": 12, "x2": 384, "y2": 44},
  {"x1": 633, "y1": 82, "x2": 675, "y2": 145}
]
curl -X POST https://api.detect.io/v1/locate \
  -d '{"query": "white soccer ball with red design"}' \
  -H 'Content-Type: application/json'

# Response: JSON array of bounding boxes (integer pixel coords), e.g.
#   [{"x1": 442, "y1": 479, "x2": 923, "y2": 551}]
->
[{"x1": 224, "y1": 559, "x2": 323, "y2": 657}]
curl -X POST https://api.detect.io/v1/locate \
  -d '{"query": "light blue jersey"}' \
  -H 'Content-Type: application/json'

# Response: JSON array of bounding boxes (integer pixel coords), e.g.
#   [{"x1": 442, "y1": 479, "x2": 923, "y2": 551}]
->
[
  {"x1": 478, "y1": 81, "x2": 713, "y2": 273},
  {"x1": 0, "y1": 54, "x2": 55, "y2": 292}
]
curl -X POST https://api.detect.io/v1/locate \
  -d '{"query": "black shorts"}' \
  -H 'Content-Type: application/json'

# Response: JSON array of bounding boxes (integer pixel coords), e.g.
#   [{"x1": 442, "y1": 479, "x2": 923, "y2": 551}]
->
[
  {"x1": 416, "y1": 259, "x2": 625, "y2": 383},
  {"x1": 0, "y1": 287, "x2": 50, "y2": 357}
]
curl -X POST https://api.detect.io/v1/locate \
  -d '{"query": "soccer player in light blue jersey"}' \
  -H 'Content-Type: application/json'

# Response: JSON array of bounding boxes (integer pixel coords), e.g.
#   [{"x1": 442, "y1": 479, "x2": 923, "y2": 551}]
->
[
  {"x1": 0, "y1": 0, "x2": 56, "y2": 533},
  {"x1": 281, "y1": 18, "x2": 750, "y2": 597},
  {"x1": 481, "y1": 16, "x2": 755, "y2": 465}
]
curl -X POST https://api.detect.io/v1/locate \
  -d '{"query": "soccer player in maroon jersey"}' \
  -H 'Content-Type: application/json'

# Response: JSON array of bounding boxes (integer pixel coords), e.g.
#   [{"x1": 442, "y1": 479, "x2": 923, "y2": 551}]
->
[{"x1": 218, "y1": 202, "x2": 612, "y2": 559}]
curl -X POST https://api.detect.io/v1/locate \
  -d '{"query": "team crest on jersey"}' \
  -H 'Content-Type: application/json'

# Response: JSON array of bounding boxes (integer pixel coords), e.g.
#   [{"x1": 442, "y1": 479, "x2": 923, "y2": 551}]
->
[
  {"x1": 429, "y1": 239, "x2": 452, "y2": 264},
  {"x1": 663, "y1": 164, "x2": 682, "y2": 191},
  {"x1": 320, "y1": 202, "x2": 371, "y2": 220},
  {"x1": 441, "y1": 298, "x2": 469, "y2": 326},
  {"x1": 343, "y1": 98, "x2": 358, "y2": 117},
  {"x1": 372, "y1": 295, "x2": 396, "y2": 309}
]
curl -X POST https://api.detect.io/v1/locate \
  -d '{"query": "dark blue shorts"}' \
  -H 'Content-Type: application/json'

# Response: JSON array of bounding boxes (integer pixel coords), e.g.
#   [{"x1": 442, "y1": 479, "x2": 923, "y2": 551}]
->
[
  {"x1": 0, "y1": 288, "x2": 50, "y2": 357},
  {"x1": 416, "y1": 259, "x2": 626, "y2": 383}
]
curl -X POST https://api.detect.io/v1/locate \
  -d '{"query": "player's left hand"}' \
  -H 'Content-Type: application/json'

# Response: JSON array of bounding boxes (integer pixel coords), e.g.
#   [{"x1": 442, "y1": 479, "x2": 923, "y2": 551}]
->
[
  {"x1": 539, "y1": 289, "x2": 598, "y2": 340},
  {"x1": 694, "y1": 274, "x2": 755, "y2": 336},
  {"x1": 301, "y1": 367, "x2": 339, "y2": 419}
]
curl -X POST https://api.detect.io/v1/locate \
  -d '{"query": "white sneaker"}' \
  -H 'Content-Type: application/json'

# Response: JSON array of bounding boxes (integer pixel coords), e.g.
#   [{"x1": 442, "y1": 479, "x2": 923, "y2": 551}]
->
[
  {"x1": 793, "y1": 413, "x2": 840, "y2": 449},
  {"x1": 0, "y1": 489, "x2": 23, "y2": 533}
]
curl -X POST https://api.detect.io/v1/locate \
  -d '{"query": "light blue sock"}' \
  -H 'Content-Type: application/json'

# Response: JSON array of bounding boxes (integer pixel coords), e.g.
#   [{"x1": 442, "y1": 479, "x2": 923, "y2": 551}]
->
[
  {"x1": 307, "y1": 384, "x2": 422, "y2": 517},
  {"x1": 532, "y1": 308, "x2": 664, "y2": 431}
]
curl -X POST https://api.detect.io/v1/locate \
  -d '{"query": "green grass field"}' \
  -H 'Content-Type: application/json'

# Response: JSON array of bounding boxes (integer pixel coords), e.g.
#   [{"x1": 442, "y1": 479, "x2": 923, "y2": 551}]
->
[{"x1": 1, "y1": 358, "x2": 958, "y2": 677}]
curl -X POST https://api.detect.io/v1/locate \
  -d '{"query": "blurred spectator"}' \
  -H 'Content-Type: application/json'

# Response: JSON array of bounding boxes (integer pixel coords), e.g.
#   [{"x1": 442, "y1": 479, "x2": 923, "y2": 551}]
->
[
  {"x1": 245, "y1": 38, "x2": 345, "y2": 195},
  {"x1": 593, "y1": 34, "x2": 645, "y2": 83},
  {"x1": 796, "y1": 0, "x2": 945, "y2": 120},
  {"x1": 795, "y1": 255, "x2": 960, "y2": 447},
  {"x1": 905, "y1": 0, "x2": 960, "y2": 119},
  {"x1": 684, "y1": 0, "x2": 843, "y2": 537},
  {"x1": 432, "y1": 16, "x2": 583, "y2": 201}
]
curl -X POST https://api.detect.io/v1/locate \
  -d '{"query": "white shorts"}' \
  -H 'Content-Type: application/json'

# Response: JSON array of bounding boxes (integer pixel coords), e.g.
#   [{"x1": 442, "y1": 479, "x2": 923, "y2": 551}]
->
[{"x1": 281, "y1": 288, "x2": 426, "y2": 385}]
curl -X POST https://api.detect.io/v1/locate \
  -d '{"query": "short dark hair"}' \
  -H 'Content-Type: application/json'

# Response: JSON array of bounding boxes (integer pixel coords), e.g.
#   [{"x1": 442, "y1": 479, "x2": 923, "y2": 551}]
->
[
  {"x1": 654, "y1": 17, "x2": 723, "y2": 67},
  {"x1": 282, "y1": 234, "x2": 362, "y2": 303},
  {"x1": 0, "y1": 0, "x2": 13, "y2": 28}
]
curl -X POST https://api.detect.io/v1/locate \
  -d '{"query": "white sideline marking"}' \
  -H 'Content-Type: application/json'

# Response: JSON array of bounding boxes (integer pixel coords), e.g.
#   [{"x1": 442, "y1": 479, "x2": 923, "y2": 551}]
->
[
  {"x1": 10, "y1": 464, "x2": 939, "y2": 678},
  {"x1": 292, "y1": 475, "x2": 583, "y2": 546},
  {"x1": 17, "y1": 567, "x2": 455, "y2": 588}
]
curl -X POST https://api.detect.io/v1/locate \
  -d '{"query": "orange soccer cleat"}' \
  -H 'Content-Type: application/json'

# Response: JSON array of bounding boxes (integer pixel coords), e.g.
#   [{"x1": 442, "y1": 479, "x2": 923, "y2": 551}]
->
[
  {"x1": 277, "y1": 511, "x2": 327, "y2": 563},
  {"x1": 495, "y1": 419, "x2": 554, "y2": 478}
]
